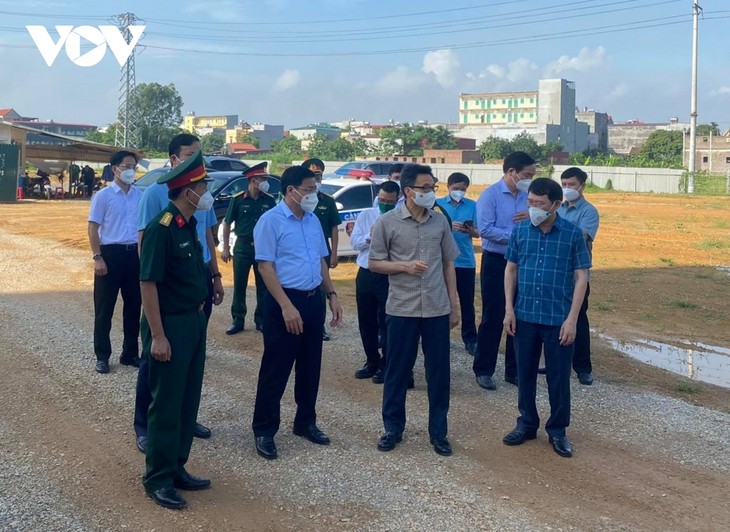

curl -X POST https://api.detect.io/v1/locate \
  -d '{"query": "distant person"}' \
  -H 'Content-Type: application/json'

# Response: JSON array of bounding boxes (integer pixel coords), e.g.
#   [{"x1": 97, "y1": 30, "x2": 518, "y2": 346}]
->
[
  {"x1": 473, "y1": 151, "x2": 536, "y2": 390},
  {"x1": 101, "y1": 163, "x2": 114, "y2": 183},
  {"x1": 435, "y1": 172, "x2": 479, "y2": 356},
  {"x1": 221, "y1": 162, "x2": 276, "y2": 335},
  {"x1": 369, "y1": 163, "x2": 460, "y2": 457},
  {"x1": 372, "y1": 164, "x2": 405, "y2": 208},
  {"x1": 350, "y1": 180, "x2": 400, "y2": 382},
  {"x1": 82, "y1": 165, "x2": 96, "y2": 198},
  {"x1": 251, "y1": 165, "x2": 343, "y2": 460},
  {"x1": 502, "y1": 178, "x2": 591, "y2": 459},
  {"x1": 87, "y1": 150, "x2": 142, "y2": 374},
  {"x1": 555, "y1": 167, "x2": 600, "y2": 385},
  {"x1": 302, "y1": 158, "x2": 340, "y2": 341}
]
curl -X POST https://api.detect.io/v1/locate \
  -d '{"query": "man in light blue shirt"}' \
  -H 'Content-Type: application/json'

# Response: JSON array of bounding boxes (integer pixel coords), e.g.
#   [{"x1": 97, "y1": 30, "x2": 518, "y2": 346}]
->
[
  {"x1": 436, "y1": 172, "x2": 480, "y2": 355},
  {"x1": 133, "y1": 134, "x2": 223, "y2": 454},
  {"x1": 474, "y1": 151, "x2": 535, "y2": 391},
  {"x1": 556, "y1": 167, "x2": 600, "y2": 385},
  {"x1": 251, "y1": 166, "x2": 343, "y2": 460}
]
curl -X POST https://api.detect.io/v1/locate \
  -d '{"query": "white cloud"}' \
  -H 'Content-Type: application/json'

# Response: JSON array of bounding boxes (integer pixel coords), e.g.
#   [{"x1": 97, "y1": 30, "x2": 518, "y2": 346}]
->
[
  {"x1": 272, "y1": 69, "x2": 301, "y2": 92},
  {"x1": 607, "y1": 82, "x2": 629, "y2": 100},
  {"x1": 374, "y1": 66, "x2": 425, "y2": 96},
  {"x1": 544, "y1": 46, "x2": 609, "y2": 77},
  {"x1": 466, "y1": 58, "x2": 538, "y2": 85},
  {"x1": 422, "y1": 49, "x2": 460, "y2": 88},
  {"x1": 717, "y1": 87, "x2": 730, "y2": 95}
]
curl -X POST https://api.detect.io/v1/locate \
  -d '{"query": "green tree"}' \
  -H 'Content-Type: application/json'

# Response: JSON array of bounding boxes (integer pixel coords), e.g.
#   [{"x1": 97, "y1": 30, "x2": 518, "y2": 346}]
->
[
  {"x1": 377, "y1": 124, "x2": 457, "y2": 155},
  {"x1": 271, "y1": 134, "x2": 302, "y2": 155},
  {"x1": 638, "y1": 130, "x2": 682, "y2": 167},
  {"x1": 350, "y1": 137, "x2": 371, "y2": 158},
  {"x1": 479, "y1": 136, "x2": 512, "y2": 161},
  {"x1": 696, "y1": 122, "x2": 721, "y2": 136},
  {"x1": 131, "y1": 82, "x2": 185, "y2": 152},
  {"x1": 541, "y1": 141, "x2": 564, "y2": 160},
  {"x1": 199, "y1": 133, "x2": 225, "y2": 154},
  {"x1": 85, "y1": 125, "x2": 117, "y2": 145},
  {"x1": 239, "y1": 132, "x2": 260, "y2": 148},
  {"x1": 509, "y1": 132, "x2": 542, "y2": 161}
]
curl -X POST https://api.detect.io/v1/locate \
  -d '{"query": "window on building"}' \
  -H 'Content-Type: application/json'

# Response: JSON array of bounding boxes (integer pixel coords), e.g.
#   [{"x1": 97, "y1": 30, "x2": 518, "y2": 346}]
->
[
  {"x1": 530, "y1": 97, "x2": 535, "y2": 103},
  {"x1": 430, "y1": 158, "x2": 437, "y2": 163},
  {"x1": 502, "y1": 99, "x2": 506, "y2": 104},
  {"x1": 726, "y1": 157, "x2": 730, "y2": 163},
  {"x1": 702, "y1": 156, "x2": 709, "y2": 163},
  {"x1": 702, "y1": 137, "x2": 708, "y2": 142},
  {"x1": 520, "y1": 98, "x2": 524, "y2": 103}
]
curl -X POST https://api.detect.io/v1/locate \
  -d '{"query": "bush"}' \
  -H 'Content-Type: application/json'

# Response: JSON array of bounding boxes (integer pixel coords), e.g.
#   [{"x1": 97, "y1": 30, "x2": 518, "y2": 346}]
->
[{"x1": 605, "y1": 178, "x2": 614, "y2": 190}]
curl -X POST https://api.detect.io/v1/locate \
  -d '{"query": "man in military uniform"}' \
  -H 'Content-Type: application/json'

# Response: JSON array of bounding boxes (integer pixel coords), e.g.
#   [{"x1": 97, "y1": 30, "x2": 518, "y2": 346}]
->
[
  {"x1": 139, "y1": 150, "x2": 214, "y2": 510},
  {"x1": 302, "y1": 158, "x2": 340, "y2": 341},
  {"x1": 221, "y1": 162, "x2": 277, "y2": 335}
]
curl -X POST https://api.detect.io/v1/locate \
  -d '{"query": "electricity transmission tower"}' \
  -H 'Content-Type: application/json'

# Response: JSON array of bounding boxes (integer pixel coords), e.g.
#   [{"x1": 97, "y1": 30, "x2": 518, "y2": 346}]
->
[{"x1": 112, "y1": 12, "x2": 143, "y2": 148}]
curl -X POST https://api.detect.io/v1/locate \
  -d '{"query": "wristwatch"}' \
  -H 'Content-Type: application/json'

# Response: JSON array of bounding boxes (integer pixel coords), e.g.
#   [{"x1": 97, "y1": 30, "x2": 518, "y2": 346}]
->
[
  {"x1": 326, "y1": 291, "x2": 337, "y2": 299},
  {"x1": 92, "y1": 253, "x2": 102, "y2": 260}
]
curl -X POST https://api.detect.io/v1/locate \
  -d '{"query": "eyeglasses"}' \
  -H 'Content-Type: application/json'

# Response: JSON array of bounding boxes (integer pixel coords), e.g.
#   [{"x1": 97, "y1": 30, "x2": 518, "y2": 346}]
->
[
  {"x1": 296, "y1": 186, "x2": 317, "y2": 194},
  {"x1": 118, "y1": 164, "x2": 137, "y2": 170},
  {"x1": 410, "y1": 185, "x2": 439, "y2": 193},
  {"x1": 527, "y1": 200, "x2": 553, "y2": 210}
]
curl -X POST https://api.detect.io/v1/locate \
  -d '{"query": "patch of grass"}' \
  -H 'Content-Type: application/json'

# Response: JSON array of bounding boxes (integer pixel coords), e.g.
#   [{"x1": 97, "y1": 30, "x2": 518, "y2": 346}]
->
[
  {"x1": 675, "y1": 381, "x2": 701, "y2": 394},
  {"x1": 697, "y1": 239, "x2": 730, "y2": 250},
  {"x1": 642, "y1": 312, "x2": 658, "y2": 320},
  {"x1": 694, "y1": 272, "x2": 715, "y2": 280},
  {"x1": 712, "y1": 219, "x2": 729, "y2": 229},
  {"x1": 669, "y1": 300, "x2": 700, "y2": 310},
  {"x1": 594, "y1": 302, "x2": 613, "y2": 311},
  {"x1": 659, "y1": 257, "x2": 675, "y2": 266}
]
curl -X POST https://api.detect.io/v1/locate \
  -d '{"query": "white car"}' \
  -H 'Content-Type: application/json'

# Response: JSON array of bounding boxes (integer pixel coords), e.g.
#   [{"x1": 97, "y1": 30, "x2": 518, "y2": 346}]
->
[{"x1": 319, "y1": 179, "x2": 380, "y2": 257}]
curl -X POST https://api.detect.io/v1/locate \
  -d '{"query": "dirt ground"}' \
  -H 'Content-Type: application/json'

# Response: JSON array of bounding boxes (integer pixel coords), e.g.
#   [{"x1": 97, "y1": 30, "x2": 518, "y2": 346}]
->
[{"x1": 0, "y1": 192, "x2": 729, "y2": 530}]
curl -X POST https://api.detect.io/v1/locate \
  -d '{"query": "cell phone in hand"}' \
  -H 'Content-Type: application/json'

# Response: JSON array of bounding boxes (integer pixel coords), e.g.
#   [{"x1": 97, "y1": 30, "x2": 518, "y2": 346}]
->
[{"x1": 463, "y1": 220, "x2": 473, "y2": 229}]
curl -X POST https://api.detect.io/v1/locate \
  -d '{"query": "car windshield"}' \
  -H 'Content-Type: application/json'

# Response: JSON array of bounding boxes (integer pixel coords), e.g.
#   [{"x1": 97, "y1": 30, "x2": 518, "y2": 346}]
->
[
  {"x1": 134, "y1": 168, "x2": 168, "y2": 187},
  {"x1": 319, "y1": 183, "x2": 344, "y2": 196}
]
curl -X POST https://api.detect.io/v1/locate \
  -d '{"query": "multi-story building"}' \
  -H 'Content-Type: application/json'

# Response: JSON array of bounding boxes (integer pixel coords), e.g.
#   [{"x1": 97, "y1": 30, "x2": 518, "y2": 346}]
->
[
  {"x1": 576, "y1": 109, "x2": 611, "y2": 152},
  {"x1": 608, "y1": 117, "x2": 689, "y2": 155},
  {"x1": 459, "y1": 91, "x2": 538, "y2": 126},
  {"x1": 183, "y1": 112, "x2": 238, "y2": 135},
  {"x1": 683, "y1": 130, "x2": 730, "y2": 174},
  {"x1": 226, "y1": 122, "x2": 284, "y2": 151},
  {"x1": 289, "y1": 124, "x2": 341, "y2": 150},
  {"x1": 10, "y1": 119, "x2": 97, "y2": 145}
]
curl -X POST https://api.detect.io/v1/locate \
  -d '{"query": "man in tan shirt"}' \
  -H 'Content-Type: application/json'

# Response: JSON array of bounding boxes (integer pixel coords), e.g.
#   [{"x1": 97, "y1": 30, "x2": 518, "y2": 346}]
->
[{"x1": 369, "y1": 163, "x2": 460, "y2": 457}]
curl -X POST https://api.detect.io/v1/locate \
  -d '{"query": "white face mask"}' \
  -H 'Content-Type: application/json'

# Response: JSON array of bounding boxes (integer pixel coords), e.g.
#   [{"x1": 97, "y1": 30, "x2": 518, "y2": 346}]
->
[
  {"x1": 515, "y1": 178, "x2": 531, "y2": 193},
  {"x1": 119, "y1": 168, "x2": 136, "y2": 184},
  {"x1": 528, "y1": 207, "x2": 551, "y2": 226},
  {"x1": 257, "y1": 180, "x2": 270, "y2": 194},
  {"x1": 413, "y1": 190, "x2": 436, "y2": 209},
  {"x1": 296, "y1": 190, "x2": 319, "y2": 213},
  {"x1": 562, "y1": 187, "x2": 580, "y2": 202},
  {"x1": 449, "y1": 190, "x2": 466, "y2": 202},
  {"x1": 189, "y1": 189, "x2": 214, "y2": 211}
]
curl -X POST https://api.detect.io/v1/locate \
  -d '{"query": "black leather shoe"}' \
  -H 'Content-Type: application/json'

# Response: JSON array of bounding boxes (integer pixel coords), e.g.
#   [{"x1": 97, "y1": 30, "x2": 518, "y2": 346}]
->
[
  {"x1": 354, "y1": 363, "x2": 378, "y2": 379},
  {"x1": 549, "y1": 435, "x2": 573, "y2": 457},
  {"x1": 371, "y1": 367, "x2": 385, "y2": 384},
  {"x1": 293, "y1": 424, "x2": 330, "y2": 445},
  {"x1": 95, "y1": 360, "x2": 109, "y2": 374},
  {"x1": 147, "y1": 486, "x2": 186, "y2": 510},
  {"x1": 537, "y1": 366, "x2": 547, "y2": 375},
  {"x1": 255, "y1": 436, "x2": 277, "y2": 459},
  {"x1": 577, "y1": 372, "x2": 594, "y2": 385},
  {"x1": 503, "y1": 427, "x2": 537, "y2": 446},
  {"x1": 193, "y1": 422, "x2": 212, "y2": 439},
  {"x1": 136, "y1": 436, "x2": 147, "y2": 454},
  {"x1": 377, "y1": 432, "x2": 402, "y2": 452},
  {"x1": 226, "y1": 323, "x2": 244, "y2": 335},
  {"x1": 407, "y1": 372, "x2": 415, "y2": 390},
  {"x1": 322, "y1": 331, "x2": 331, "y2": 341},
  {"x1": 120, "y1": 355, "x2": 141, "y2": 368},
  {"x1": 504, "y1": 375, "x2": 518, "y2": 386},
  {"x1": 476, "y1": 375, "x2": 496, "y2": 390},
  {"x1": 430, "y1": 437, "x2": 453, "y2": 456},
  {"x1": 174, "y1": 468, "x2": 211, "y2": 491},
  {"x1": 465, "y1": 342, "x2": 477, "y2": 356}
]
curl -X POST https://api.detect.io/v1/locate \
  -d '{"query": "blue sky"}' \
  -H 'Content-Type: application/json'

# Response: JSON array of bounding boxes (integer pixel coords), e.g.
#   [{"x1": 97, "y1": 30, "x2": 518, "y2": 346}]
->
[{"x1": 1, "y1": 0, "x2": 729, "y2": 130}]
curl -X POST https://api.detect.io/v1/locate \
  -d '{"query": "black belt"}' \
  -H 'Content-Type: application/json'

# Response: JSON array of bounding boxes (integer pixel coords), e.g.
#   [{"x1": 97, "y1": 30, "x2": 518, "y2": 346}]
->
[
  {"x1": 102, "y1": 243, "x2": 137, "y2": 251},
  {"x1": 484, "y1": 251, "x2": 505, "y2": 258},
  {"x1": 283, "y1": 287, "x2": 319, "y2": 298}
]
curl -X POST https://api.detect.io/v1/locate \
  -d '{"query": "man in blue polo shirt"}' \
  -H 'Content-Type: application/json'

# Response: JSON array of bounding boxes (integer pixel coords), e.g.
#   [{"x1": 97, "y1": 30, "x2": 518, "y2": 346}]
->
[
  {"x1": 436, "y1": 172, "x2": 479, "y2": 356},
  {"x1": 251, "y1": 165, "x2": 343, "y2": 460},
  {"x1": 502, "y1": 178, "x2": 591, "y2": 459}
]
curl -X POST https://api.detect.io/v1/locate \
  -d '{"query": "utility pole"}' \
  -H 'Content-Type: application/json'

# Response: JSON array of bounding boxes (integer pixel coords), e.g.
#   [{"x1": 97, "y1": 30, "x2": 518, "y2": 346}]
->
[
  {"x1": 687, "y1": 1, "x2": 702, "y2": 193},
  {"x1": 111, "y1": 12, "x2": 143, "y2": 148}
]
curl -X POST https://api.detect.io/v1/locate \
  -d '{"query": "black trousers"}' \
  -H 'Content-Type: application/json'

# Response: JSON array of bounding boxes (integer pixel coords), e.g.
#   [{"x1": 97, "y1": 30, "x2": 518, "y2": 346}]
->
[
  {"x1": 382, "y1": 314, "x2": 450, "y2": 440},
  {"x1": 135, "y1": 269, "x2": 213, "y2": 438},
  {"x1": 355, "y1": 267, "x2": 389, "y2": 370},
  {"x1": 515, "y1": 320, "x2": 572, "y2": 437},
  {"x1": 573, "y1": 282, "x2": 592, "y2": 374},
  {"x1": 252, "y1": 289, "x2": 325, "y2": 437},
  {"x1": 474, "y1": 252, "x2": 516, "y2": 379},
  {"x1": 93, "y1": 244, "x2": 141, "y2": 361},
  {"x1": 455, "y1": 267, "x2": 478, "y2": 346}
]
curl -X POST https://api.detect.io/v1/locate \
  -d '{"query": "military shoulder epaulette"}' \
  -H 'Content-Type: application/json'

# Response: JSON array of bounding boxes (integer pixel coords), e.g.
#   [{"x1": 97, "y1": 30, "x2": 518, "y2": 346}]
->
[{"x1": 159, "y1": 212, "x2": 173, "y2": 227}]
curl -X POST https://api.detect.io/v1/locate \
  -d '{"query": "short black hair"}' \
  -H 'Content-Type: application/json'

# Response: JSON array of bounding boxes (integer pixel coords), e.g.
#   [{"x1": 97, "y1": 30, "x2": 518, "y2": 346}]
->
[
  {"x1": 389, "y1": 163, "x2": 404, "y2": 176},
  {"x1": 400, "y1": 163, "x2": 434, "y2": 191},
  {"x1": 302, "y1": 158, "x2": 325, "y2": 172},
  {"x1": 168, "y1": 187, "x2": 183, "y2": 201},
  {"x1": 169, "y1": 133, "x2": 200, "y2": 157},
  {"x1": 110, "y1": 150, "x2": 137, "y2": 166},
  {"x1": 282, "y1": 165, "x2": 315, "y2": 194},
  {"x1": 561, "y1": 166, "x2": 588, "y2": 185},
  {"x1": 379, "y1": 180, "x2": 400, "y2": 196},
  {"x1": 528, "y1": 177, "x2": 562, "y2": 202},
  {"x1": 503, "y1": 151, "x2": 536, "y2": 174},
  {"x1": 447, "y1": 172, "x2": 470, "y2": 187}
]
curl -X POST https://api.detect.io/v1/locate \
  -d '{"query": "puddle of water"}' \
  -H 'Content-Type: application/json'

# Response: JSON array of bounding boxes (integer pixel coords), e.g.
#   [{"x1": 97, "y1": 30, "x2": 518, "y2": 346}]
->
[{"x1": 598, "y1": 333, "x2": 730, "y2": 389}]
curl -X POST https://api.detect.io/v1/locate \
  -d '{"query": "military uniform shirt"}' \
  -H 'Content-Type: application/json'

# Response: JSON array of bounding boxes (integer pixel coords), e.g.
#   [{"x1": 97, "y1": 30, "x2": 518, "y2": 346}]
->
[
  {"x1": 224, "y1": 190, "x2": 276, "y2": 247},
  {"x1": 313, "y1": 192, "x2": 340, "y2": 255},
  {"x1": 140, "y1": 203, "x2": 208, "y2": 315}
]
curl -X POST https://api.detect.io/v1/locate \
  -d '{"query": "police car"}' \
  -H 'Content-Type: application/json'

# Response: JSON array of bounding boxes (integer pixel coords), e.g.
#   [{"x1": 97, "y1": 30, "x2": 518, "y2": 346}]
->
[{"x1": 319, "y1": 178, "x2": 380, "y2": 257}]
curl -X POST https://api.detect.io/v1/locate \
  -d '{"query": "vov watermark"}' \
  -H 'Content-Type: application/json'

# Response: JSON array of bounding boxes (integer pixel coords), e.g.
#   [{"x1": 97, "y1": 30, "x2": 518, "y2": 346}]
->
[{"x1": 26, "y1": 25, "x2": 145, "y2": 67}]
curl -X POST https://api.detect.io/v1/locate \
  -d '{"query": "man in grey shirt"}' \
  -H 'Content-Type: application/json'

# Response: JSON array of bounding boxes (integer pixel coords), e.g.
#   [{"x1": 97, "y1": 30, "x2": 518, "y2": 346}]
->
[{"x1": 369, "y1": 163, "x2": 460, "y2": 457}]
